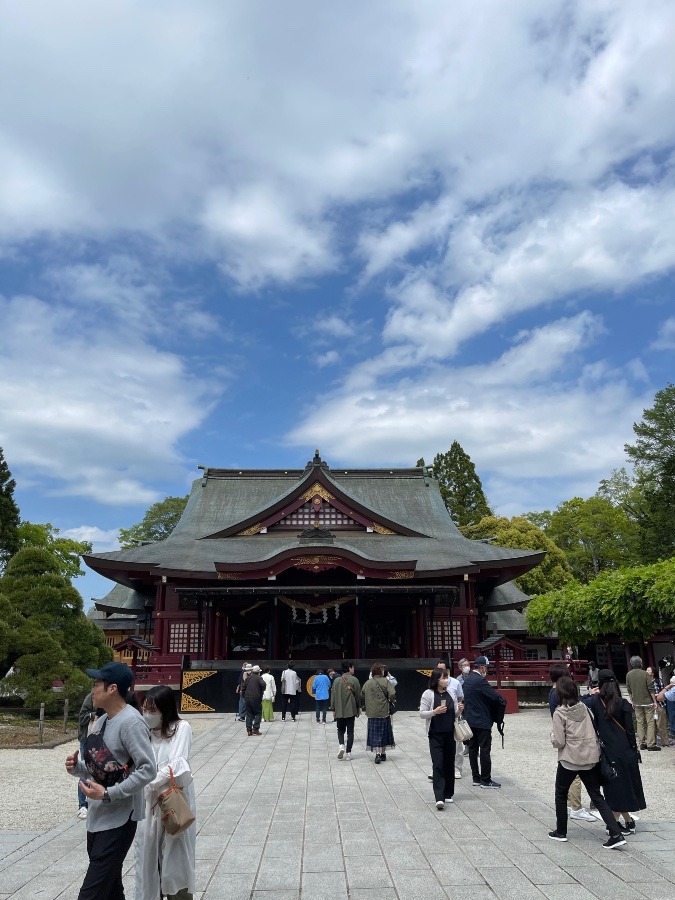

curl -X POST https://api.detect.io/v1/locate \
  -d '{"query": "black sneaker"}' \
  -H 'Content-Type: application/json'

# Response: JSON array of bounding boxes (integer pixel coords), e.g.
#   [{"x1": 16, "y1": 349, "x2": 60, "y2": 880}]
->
[
  {"x1": 646, "y1": 745, "x2": 661, "y2": 751},
  {"x1": 603, "y1": 833, "x2": 627, "y2": 850},
  {"x1": 480, "y1": 779, "x2": 502, "y2": 789},
  {"x1": 622, "y1": 820, "x2": 636, "y2": 834},
  {"x1": 548, "y1": 831, "x2": 568, "y2": 842},
  {"x1": 374, "y1": 754, "x2": 382, "y2": 764},
  {"x1": 472, "y1": 778, "x2": 481, "y2": 786},
  {"x1": 380, "y1": 753, "x2": 387, "y2": 761}
]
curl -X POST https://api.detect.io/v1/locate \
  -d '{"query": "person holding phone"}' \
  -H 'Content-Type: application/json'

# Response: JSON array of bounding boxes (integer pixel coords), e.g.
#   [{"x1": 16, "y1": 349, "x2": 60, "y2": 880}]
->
[{"x1": 420, "y1": 668, "x2": 460, "y2": 810}]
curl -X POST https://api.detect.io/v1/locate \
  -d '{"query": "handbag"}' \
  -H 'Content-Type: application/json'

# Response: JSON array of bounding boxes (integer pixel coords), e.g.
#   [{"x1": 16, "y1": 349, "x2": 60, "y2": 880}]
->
[
  {"x1": 376, "y1": 680, "x2": 396, "y2": 715},
  {"x1": 155, "y1": 766, "x2": 195, "y2": 836},
  {"x1": 454, "y1": 715, "x2": 473, "y2": 742},
  {"x1": 82, "y1": 718, "x2": 132, "y2": 788},
  {"x1": 585, "y1": 704, "x2": 618, "y2": 785}
]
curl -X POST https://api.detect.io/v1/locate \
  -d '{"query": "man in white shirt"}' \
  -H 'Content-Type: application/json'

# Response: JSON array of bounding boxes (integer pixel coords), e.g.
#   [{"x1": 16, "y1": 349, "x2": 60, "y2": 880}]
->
[{"x1": 280, "y1": 662, "x2": 301, "y2": 721}]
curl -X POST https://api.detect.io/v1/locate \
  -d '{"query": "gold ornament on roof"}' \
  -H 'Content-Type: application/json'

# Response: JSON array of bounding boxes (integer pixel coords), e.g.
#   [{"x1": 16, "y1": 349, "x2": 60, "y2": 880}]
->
[
  {"x1": 371, "y1": 522, "x2": 396, "y2": 535},
  {"x1": 388, "y1": 570, "x2": 414, "y2": 579},
  {"x1": 236, "y1": 523, "x2": 262, "y2": 536},
  {"x1": 300, "y1": 483, "x2": 334, "y2": 502},
  {"x1": 180, "y1": 693, "x2": 215, "y2": 713},
  {"x1": 182, "y1": 670, "x2": 217, "y2": 689}
]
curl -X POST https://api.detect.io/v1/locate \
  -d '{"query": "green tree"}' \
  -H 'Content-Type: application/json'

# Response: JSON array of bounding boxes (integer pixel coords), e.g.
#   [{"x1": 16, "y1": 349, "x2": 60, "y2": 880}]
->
[
  {"x1": 526, "y1": 558, "x2": 675, "y2": 647},
  {"x1": 17, "y1": 522, "x2": 92, "y2": 579},
  {"x1": 625, "y1": 384, "x2": 675, "y2": 561},
  {"x1": 462, "y1": 515, "x2": 572, "y2": 596},
  {"x1": 119, "y1": 495, "x2": 188, "y2": 548},
  {"x1": 0, "y1": 547, "x2": 111, "y2": 708},
  {"x1": 529, "y1": 496, "x2": 639, "y2": 583},
  {"x1": 0, "y1": 447, "x2": 20, "y2": 571},
  {"x1": 432, "y1": 442, "x2": 491, "y2": 527}
]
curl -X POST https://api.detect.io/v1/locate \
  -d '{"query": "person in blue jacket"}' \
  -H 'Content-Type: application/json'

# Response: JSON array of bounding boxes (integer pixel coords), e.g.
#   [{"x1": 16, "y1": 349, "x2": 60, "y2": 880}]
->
[
  {"x1": 312, "y1": 668, "x2": 332, "y2": 723},
  {"x1": 462, "y1": 655, "x2": 506, "y2": 788}
]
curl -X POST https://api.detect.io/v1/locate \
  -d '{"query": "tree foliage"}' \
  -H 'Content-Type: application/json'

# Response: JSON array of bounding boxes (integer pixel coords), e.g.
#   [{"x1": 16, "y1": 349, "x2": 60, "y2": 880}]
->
[
  {"x1": 526, "y1": 558, "x2": 675, "y2": 646},
  {"x1": 432, "y1": 442, "x2": 491, "y2": 528},
  {"x1": 119, "y1": 495, "x2": 188, "y2": 548},
  {"x1": 623, "y1": 385, "x2": 675, "y2": 561},
  {"x1": 17, "y1": 522, "x2": 92, "y2": 579},
  {"x1": 524, "y1": 496, "x2": 639, "y2": 583},
  {"x1": 0, "y1": 447, "x2": 20, "y2": 571},
  {"x1": 0, "y1": 547, "x2": 111, "y2": 709},
  {"x1": 461, "y1": 515, "x2": 572, "y2": 596}
]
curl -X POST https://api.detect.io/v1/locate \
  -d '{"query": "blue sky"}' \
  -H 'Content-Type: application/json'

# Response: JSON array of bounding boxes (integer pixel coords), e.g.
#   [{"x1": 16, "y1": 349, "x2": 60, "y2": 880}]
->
[{"x1": 1, "y1": 1, "x2": 674, "y2": 606}]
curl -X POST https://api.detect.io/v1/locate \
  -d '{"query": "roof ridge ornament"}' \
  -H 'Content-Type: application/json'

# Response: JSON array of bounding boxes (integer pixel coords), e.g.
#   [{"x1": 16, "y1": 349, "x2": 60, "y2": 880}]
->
[{"x1": 305, "y1": 449, "x2": 329, "y2": 471}]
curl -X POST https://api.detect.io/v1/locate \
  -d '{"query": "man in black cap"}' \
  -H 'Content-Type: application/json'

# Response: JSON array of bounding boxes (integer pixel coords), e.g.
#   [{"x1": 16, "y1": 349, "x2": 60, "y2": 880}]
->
[
  {"x1": 462, "y1": 655, "x2": 506, "y2": 788},
  {"x1": 65, "y1": 662, "x2": 156, "y2": 900}
]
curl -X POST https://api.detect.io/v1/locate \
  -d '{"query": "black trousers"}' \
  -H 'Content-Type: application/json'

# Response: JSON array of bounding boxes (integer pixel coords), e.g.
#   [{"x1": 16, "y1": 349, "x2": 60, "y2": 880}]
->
[
  {"x1": 244, "y1": 699, "x2": 262, "y2": 730},
  {"x1": 281, "y1": 694, "x2": 299, "y2": 719},
  {"x1": 78, "y1": 816, "x2": 137, "y2": 900},
  {"x1": 468, "y1": 727, "x2": 492, "y2": 783},
  {"x1": 429, "y1": 730, "x2": 456, "y2": 802},
  {"x1": 554, "y1": 764, "x2": 621, "y2": 837},
  {"x1": 336, "y1": 716, "x2": 356, "y2": 752}
]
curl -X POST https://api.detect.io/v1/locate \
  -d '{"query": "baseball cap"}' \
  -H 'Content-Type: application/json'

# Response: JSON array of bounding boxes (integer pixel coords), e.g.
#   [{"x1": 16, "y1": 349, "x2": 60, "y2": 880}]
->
[
  {"x1": 474, "y1": 655, "x2": 490, "y2": 668},
  {"x1": 85, "y1": 662, "x2": 133, "y2": 695}
]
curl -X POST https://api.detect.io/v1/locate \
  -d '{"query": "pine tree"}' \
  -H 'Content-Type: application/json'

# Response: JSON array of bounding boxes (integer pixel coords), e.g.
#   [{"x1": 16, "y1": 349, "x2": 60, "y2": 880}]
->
[
  {"x1": 432, "y1": 441, "x2": 492, "y2": 527},
  {"x1": 0, "y1": 446, "x2": 20, "y2": 570}
]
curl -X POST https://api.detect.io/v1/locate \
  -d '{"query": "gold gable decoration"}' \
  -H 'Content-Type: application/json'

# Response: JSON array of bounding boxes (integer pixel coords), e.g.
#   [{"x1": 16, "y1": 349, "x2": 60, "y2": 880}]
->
[
  {"x1": 180, "y1": 693, "x2": 215, "y2": 713},
  {"x1": 300, "y1": 482, "x2": 334, "y2": 502},
  {"x1": 388, "y1": 570, "x2": 415, "y2": 579},
  {"x1": 236, "y1": 523, "x2": 262, "y2": 536},
  {"x1": 371, "y1": 522, "x2": 396, "y2": 535}
]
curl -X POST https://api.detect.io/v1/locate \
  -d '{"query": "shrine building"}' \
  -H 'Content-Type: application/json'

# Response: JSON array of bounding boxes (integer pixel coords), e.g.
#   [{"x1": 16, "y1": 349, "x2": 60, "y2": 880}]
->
[{"x1": 85, "y1": 452, "x2": 547, "y2": 711}]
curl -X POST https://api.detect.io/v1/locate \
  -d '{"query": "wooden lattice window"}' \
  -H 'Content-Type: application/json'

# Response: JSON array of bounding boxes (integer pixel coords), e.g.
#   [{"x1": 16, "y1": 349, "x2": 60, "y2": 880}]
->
[
  {"x1": 277, "y1": 500, "x2": 360, "y2": 528},
  {"x1": 428, "y1": 619, "x2": 462, "y2": 652},
  {"x1": 169, "y1": 622, "x2": 201, "y2": 654}
]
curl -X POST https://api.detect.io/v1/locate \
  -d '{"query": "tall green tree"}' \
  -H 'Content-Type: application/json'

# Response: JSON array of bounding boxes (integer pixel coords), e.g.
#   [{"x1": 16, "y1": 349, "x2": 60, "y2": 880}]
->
[
  {"x1": 462, "y1": 515, "x2": 572, "y2": 596},
  {"x1": 0, "y1": 447, "x2": 20, "y2": 571},
  {"x1": 432, "y1": 442, "x2": 492, "y2": 527},
  {"x1": 625, "y1": 384, "x2": 675, "y2": 561},
  {"x1": 0, "y1": 547, "x2": 111, "y2": 708},
  {"x1": 119, "y1": 495, "x2": 188, "y2": 548},
  {"x1": 526, "y1": 496, "x2": 639, "y2": 583},
  {"x1": 17, "y1": 522, "x2": 92, "y2": 579}
]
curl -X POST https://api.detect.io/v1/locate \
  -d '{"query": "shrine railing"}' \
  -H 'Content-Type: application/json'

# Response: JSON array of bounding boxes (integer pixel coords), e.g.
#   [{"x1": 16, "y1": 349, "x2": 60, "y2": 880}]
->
[{"x1": 492, "y1": 658, "x2": 588, "y2": 685}]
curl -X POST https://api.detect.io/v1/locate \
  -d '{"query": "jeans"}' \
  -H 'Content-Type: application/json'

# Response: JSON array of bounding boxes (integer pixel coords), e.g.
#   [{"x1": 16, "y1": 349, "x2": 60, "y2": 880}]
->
[
  {"x1": 244, "y1": 699, "x2": 262, "y2": 731},
  {"x1": 281, "y1": 694, "x2": 299, "y2": 720},
  {"x1": 429, "y1": 730, "x2": 456, "y2": 802},
  {"x1": 77, "y1": 741, "x2": 87, "y2": 809},
  {"x1": 336, "y1": 716, "x2": 356, "y2": 752},
  {"x1": 468, "y1": 727, "x2": 493, "y2": 783},
  {"x1": 78, "y1": 816, "x2": 137, "y2": 900},
  {"x1": 237, "y1": 693, "x2": 245, "y2": 719},
  {"x1": 666, "y1": 698, "x2": 675, "y2": 736},
  {"x1": 315, "y1": 699, "x2": 329, "y2": 722},
  {"x1": 554, "y1": 764, "x2": 620, "y2": 837}
]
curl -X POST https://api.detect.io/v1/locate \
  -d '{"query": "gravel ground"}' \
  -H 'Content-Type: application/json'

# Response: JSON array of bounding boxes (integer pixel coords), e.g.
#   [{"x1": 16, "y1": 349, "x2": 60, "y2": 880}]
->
[{"x1": 0, "y1": 708, "x2": 671, "y2": 832}]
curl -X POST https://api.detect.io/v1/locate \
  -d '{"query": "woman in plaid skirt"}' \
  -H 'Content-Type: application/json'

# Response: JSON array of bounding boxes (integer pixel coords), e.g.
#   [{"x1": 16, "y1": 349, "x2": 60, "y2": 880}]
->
[{"x1": 362, "y1": 662, "x2": 396, "y2": 763}]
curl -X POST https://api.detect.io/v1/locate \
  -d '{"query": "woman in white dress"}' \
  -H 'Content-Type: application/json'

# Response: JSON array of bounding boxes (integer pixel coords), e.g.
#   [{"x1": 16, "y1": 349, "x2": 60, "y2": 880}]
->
[{"x1": 136, "y1": 686, "x2": 196, "y2": 900}]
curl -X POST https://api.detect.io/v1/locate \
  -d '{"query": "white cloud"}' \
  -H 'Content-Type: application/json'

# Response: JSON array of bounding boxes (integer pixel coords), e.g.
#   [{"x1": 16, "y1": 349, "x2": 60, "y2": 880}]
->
[
  {"x1": 314, "y1": 350, "x2": 340, "y2": 368},
  {"x1": 0, "y1": 292, "x2": 218, "y2": 504},
  {"x1": 287, "y1": 313, "x2": 648, "y2": 508},
  {"x1": 62, "y1": 525, "x2": 120, "y2": 553},
  {"x1": 652, "y1": 317, "x2": 675, "y2": 350}
]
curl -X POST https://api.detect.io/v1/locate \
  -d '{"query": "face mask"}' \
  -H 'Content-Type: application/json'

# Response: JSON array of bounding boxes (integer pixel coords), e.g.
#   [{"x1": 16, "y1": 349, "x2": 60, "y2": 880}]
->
[
  {"x1": 143, "y1": 712, "x2": 162, "y2": 729},
  {"x1": 461, "y1": 666, "x2": 470, "y2": 675}
]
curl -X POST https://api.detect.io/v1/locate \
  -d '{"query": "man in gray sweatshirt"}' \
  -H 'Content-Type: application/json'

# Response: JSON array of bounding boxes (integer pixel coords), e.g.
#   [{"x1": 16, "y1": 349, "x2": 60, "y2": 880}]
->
[{"x1": 65, "y1": 662, "x2": 156, "y2": 900}]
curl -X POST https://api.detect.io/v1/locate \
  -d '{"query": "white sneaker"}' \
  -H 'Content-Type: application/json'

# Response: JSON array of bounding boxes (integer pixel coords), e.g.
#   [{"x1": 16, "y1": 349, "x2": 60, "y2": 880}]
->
[
  {"x1": 338, "y1": 745, "x2": 345, "y2": 759},
  {"x1": 444, "y1": 798, "x2": 454, "y2": 803},
  {"x1": 436, "y1": 801, "x2": 445, "y2": 811},
  {"x1": 77, "y1": 807, "x2": 88, "y2": 820},
  {"x1": 570, "y1": 808, "x2": 597, "y2": 823},
  {"x1": 345, "y1": 752, "x2": 351, "y2": 761},
  {"x1": 455, "y1": 768, "x2": 461, "y2": 779}
]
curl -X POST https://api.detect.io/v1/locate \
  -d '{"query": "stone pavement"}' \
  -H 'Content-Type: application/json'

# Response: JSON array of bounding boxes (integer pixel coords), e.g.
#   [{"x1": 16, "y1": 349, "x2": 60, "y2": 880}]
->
[{"x1": 1, "y1": 712, "x2": 674, "y2": 900}]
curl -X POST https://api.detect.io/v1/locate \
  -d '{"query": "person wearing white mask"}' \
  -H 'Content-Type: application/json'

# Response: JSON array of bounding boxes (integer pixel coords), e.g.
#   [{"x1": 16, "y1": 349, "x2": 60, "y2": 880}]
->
[
  {"x1": 136, "y1": 686, "x2": 196, "y2": 900},
  {"x1": 426, "y1": 660, "x2": 465, "y2": 781}
]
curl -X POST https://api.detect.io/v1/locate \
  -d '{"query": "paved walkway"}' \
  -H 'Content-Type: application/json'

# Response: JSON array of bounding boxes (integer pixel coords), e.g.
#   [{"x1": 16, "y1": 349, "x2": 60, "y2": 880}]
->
[{"x1": 1, "y1": 712, "x2": 674, "y2": 899}]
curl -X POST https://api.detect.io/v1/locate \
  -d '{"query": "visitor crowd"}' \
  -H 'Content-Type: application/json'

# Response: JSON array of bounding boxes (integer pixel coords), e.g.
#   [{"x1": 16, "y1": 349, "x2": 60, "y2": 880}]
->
[{"x1": 65, "y1": 652, "x2": 673, "y2": 898}]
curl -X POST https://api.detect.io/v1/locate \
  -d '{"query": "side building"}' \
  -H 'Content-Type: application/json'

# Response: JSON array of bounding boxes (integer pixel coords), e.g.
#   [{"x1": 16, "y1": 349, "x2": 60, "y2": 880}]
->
[{"x1": 85, "y1": 453, "x2": 547, "y2": 710}]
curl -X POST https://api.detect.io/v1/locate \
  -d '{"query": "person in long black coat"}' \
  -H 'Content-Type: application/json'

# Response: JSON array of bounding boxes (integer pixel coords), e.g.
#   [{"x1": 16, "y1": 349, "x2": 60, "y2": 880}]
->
[{"x1": 584, "y1": 669, "x2": 646, "y2": 834}]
